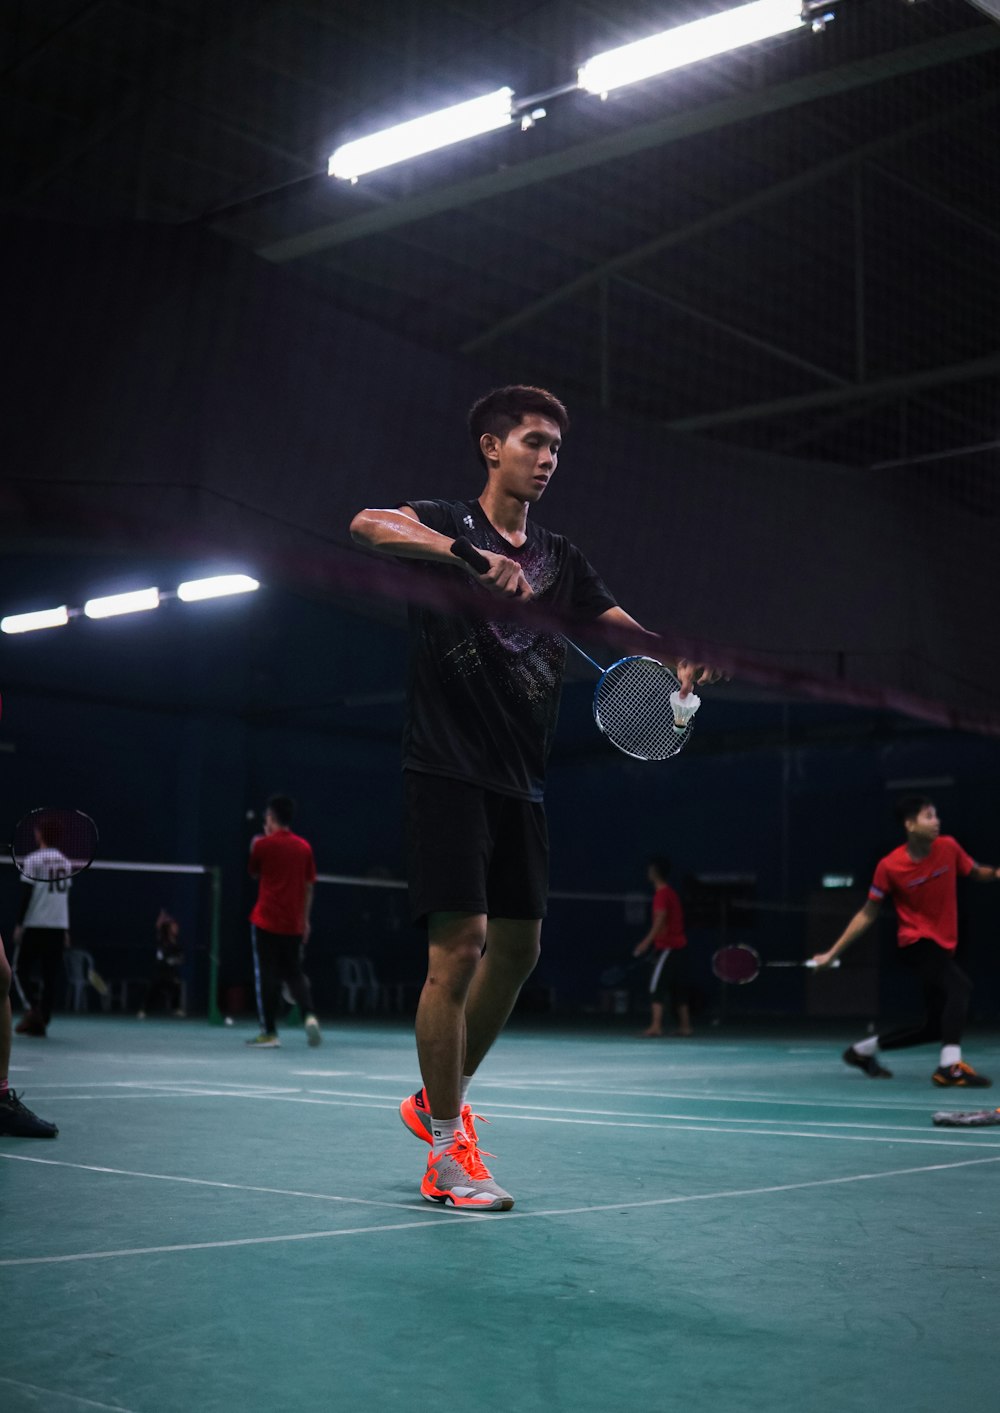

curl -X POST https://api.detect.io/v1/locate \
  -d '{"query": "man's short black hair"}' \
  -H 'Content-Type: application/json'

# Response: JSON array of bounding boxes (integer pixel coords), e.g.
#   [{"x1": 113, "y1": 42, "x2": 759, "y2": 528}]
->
[
  {"x1": 266, "y1": 795, "x2": 295, "y2": 828},
  {"x1": 648, "y1": 855, "x2": 671, "y2": 879},
  {"x1": 467, "y1": 386, "x2": 569, "y2": 468},
  {"x1": 895, "y1": 794, "x2": 932, "y2": 828}
]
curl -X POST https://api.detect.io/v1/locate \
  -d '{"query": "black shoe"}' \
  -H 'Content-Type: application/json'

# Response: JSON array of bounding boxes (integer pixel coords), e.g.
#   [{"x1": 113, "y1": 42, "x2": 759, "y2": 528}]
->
[
  {"x1": 0, "y1": 1089, "x2": 59, "y2": 1137},
  {"x1": 843, "y1": 1046, "x2": 893, "y2": 1078},
  {"x1": 932, "y1": 1062, "x2": 991, "y2": 1088}
]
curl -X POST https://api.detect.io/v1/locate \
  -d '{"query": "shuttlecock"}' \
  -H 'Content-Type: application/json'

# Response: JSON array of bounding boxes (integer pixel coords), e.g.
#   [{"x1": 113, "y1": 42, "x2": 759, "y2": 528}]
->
[{"x1": 669, "y1": 689, "x2": 701, "y2": 729}]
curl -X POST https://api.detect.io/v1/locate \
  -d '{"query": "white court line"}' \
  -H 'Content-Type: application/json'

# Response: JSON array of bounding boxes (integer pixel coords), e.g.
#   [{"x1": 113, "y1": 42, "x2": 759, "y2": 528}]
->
[
  {"x1": 3, "y1": 1154, "x2": 999, "y2": 1268},
  {"x1": 0, "y1": 1153, "x2": 436, "y2": 1214},
  {"x1": 19, "y1": 1085, "x2": 995, "y2": 1146},
  {"x1": 468, "y1": 1079, "x2": 990, "y2": 1115},
  {"x1": 0, "y1": 1374, "x2": 135, "y2": 1412}
]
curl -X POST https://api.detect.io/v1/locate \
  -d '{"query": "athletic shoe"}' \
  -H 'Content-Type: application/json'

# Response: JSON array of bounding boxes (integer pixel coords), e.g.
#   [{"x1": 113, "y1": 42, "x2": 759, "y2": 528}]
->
[
  {"x1": 932, "y1": 1061, "x2": 991, "y2": 1088},
  {"x1": 136, "y1": 1010, "x2": 147, "y2": 1020},
  {"x1": 15, "y1": 1010, "x2": 46, "y2": 1038},
  {"x1": 0, "y1": 1089, "x2": 59, "y2": 1138},
  {"x1": 304, "y1": 1015, "x2": 322, "y2": 1048},
  {"x1": 842, "y1": 1046, "x2": 893, "y2": 1078},
  {"x1": 420, "y1": 1132, "x2": 513, "y2": 1212},
  {"x1": 399, "y1": 1087, "x2": 482, "y2": 1145},
  {"x1": 245, "y1": 1033, "x2": 280, "y2": 1048}
]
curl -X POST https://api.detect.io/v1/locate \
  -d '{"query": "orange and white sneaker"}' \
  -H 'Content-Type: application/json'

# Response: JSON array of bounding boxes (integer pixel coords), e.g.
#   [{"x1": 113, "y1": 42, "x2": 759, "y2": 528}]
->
[
  {"x1": 932, "y1": 1061, "x2": 991, "y2": 1088},
  {"x1": 399, "y1": 1087, "x2": 483, "y2": 1145},
  {"x1": 420, "y1": 1132, "x2": 514, "y2": 1212}
]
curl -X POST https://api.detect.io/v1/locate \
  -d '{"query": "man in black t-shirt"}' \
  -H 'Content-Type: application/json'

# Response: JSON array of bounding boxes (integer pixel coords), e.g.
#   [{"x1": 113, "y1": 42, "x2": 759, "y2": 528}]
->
[{"x1": 351, "y1": 385, "x2": 717, "y2": 1212}]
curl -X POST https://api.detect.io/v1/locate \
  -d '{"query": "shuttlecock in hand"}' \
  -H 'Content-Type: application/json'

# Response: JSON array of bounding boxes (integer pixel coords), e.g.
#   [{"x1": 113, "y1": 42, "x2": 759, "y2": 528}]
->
[{"x1": 669, "y1": 689, "x2": 701, "y2": 730}]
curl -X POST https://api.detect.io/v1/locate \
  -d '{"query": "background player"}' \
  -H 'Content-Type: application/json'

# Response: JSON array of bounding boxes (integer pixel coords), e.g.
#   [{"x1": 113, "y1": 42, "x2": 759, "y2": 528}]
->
[
  {"x1": 246, "y1": 795, "x2": 321, "y2": 1049},
  {"x1": 813, "y1": 795, "x2": 999, "y2": 1086},
  {"x1": 350, "y1": 384, "x2": 719, "y2": 1211},
  {"x1": 633, "y1": 855, "x2": 692, "y2": 1038},
  {"x1": 11, "y1": 820, "x2": 72, "y2": 1038},
  {"x1": 137, "y1": 909, "x2": 186, "y2": 1019}
]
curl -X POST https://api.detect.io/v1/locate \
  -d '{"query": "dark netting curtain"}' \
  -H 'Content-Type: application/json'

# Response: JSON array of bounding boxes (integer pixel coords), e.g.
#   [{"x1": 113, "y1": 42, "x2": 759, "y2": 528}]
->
[{"x1": 4, "y1": 219, "x2": 998, "y2": 734}]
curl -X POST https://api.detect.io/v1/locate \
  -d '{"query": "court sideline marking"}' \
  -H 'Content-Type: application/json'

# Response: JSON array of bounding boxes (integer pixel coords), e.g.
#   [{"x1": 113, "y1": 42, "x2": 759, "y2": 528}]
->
[
  {"x1": 19, "y1": 1084, "x2": 994, "y2": 1147},
  {"x1": 3, "y1": 1153, "x2": 999, "y2": 1268},
  {"x1": 0, "y1": 1374, "x2": 136, "y2": 1412}
]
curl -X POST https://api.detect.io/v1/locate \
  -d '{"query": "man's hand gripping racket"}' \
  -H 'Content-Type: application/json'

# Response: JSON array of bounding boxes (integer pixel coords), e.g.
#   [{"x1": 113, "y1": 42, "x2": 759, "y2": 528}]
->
[{"x1": 450, "y1": 536, "x2": 703, "y2": 761}]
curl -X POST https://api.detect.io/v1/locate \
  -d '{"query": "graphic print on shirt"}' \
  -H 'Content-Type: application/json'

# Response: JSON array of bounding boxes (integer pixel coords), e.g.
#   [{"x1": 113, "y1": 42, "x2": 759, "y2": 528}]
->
[{"x1": 402, "y1": 497, "x2": 617, "y2": 801}]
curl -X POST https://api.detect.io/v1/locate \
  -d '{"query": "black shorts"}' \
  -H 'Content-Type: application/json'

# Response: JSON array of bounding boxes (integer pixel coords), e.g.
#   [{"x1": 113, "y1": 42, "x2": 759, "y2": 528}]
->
[
  {"x1": 649, "y1": 946, "x2": 690, "y2": 1003},
  {"x1": 403, "y1": 771, "x2": 549, "y2": 925}
]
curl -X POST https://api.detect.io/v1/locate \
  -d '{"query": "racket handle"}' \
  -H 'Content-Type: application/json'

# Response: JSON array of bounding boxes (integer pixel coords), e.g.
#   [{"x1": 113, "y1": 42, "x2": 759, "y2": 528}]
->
[
  {"x1": 451, "y1": 536, "x2": 490, "y2": 575},
  {"x1": 803, "y1": 959, "x2": 841, "y2": 969}
]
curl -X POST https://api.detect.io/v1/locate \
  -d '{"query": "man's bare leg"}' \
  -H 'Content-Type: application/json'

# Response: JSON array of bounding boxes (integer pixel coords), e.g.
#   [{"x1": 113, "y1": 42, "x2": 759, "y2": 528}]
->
[
  {"x1": 642, "y1": 1000, "x2": 665, "y2": 1037},
  {"x1": 416, "y1": 912, "x2": 486, "y2": 1118},
  {"x1": 463, "y1": 918, "x2": 542, "y2": 1078}
]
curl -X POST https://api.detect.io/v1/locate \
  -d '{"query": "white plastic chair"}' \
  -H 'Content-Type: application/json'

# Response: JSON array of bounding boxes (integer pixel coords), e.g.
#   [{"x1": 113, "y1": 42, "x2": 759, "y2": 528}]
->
[
  {"x1": 336, "y1": 956, "x2": 365, "y2": 1014},
  {"x1": 64, "y1": 948, "x2": 96, "y2": 1012}
]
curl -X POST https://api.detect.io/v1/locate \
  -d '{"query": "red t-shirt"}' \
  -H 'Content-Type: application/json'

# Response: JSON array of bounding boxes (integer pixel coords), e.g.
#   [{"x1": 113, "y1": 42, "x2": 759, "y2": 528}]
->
[
  {"x1": 652, "y1": 883, "x2": 687, "y2": 951},
  {"x1": 249, "y1": 831, "x2": 316, "y2": 935},
  {"x1": 868, "y1": 835, "x2": 975, "y2": 952}
]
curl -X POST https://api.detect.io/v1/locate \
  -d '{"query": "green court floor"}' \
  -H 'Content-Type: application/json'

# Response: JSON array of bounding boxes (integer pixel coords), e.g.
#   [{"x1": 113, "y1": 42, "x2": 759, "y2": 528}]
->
[{"x1": 3, "y1": 1017, "x2": 999, "y2": 1413}]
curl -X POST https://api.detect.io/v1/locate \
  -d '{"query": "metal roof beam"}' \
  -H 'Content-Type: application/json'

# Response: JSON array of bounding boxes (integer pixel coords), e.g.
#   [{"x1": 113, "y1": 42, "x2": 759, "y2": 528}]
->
[
  {"x1": 460, "y1": 83, "x2": 999, "y2": 353},
  {"x1": 666, "y1": 352, "x2": 1000, "y2": 432},
  {"x1": 258, "y1": 25, "x2": 1000, "y2": 265}
]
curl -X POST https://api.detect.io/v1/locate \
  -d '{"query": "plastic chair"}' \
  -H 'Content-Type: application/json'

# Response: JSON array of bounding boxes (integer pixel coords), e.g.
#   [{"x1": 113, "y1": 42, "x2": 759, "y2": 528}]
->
[
  {"x1": 64, "y1": 948, "x2": 96, "y2": 1012},
  {"x1": 335, "y1": 956, "x2": 365, "y2": 1014},
  {"x1": 355, "y1": 956, "x2": 391, "y2": 1012}
]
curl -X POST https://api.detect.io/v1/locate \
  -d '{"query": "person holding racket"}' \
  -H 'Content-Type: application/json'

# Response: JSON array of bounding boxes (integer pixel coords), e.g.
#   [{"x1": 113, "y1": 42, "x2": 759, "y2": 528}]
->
[
  {"x1": 633, "y1": 856, "x2": 692, "y2": 1038},
  {"x1": 812, "y1": 795, "x2": 1000, "y2": 1086},
  {"x1": 0, "y1": 929, "x2": 59, "y2": 1137},
  {"x1": 11, "y1": 818, "x2": 74, "y2": 1039},
  {"x1": 350, "y1": 385, "x2": 719, "y2": 1211}
]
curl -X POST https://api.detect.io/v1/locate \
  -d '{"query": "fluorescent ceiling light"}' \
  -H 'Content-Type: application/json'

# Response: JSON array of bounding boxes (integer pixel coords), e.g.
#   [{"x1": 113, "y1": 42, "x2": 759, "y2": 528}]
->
[
  {"x1": 330, "y1": 87, "x2": 514, "y2": 180},
  {"x1": 578, "y1": 0, "x2": 806, "y2": 94},
  {"x1": 966, "y1": 0, "x2": 1000, "y2": 22},
  {"x1": 83, "y1": 588, "x2": 160, "y2": 619},
  {"x1": 177, "y1": 574, "x2": 260, "y2": 602},
  {"x1": 1, "y1": 606, "x2": 70, "y2": 635}
]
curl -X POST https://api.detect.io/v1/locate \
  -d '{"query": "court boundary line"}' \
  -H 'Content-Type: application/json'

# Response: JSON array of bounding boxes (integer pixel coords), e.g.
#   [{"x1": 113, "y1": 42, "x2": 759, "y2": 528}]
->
[
  {"x1": 3, "y1": 1154, "x2": 999, "y2": 1268},
  {"x1": 20, "y1": 1084, "x2": 993, "y2": 1147},
  {"x1": 9, "y1": 1084, "x2": 997, "y2": 1146},
  {"x1": 0, "y1": 1153, "x2": 437, "y2": 1213},
  {"x1": 0, "y1": 1374, "x2": 136, "y2": 1412}
]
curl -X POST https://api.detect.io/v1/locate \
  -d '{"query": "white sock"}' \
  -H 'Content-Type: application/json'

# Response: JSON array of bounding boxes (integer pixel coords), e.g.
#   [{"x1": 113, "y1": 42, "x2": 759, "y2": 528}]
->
[
  {"x1": 430, "y1": 1116, "x2": 463, "y2": 1156},
  {"x1": 853, "y1": 1036, "x2": 879, "y2": 1057},
  {"x1": 940, "y1": 1045, "x2": 961, "y2": 1068},
  {"x1": 460, "y1": 1075, "x2": 473, "y2": 1106}
]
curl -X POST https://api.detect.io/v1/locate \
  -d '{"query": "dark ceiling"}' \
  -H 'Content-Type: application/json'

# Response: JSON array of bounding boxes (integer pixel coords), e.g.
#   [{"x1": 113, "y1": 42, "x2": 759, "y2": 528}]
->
[{"x1": 4, "y1": 0, "x2": 999, "y2": 472}]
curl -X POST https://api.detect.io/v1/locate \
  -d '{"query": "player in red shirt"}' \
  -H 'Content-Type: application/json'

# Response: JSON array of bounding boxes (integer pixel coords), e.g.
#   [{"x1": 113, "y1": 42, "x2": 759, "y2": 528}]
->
[
  {"x1": 813, "y1": 795, "x2": 1000, "y2": 1086},
  {"x1": 246, "y1": 795, "x2": 321, "y2": 1049},
  {"x1": 633, "y1": 856, "x2": 692, "y2": 1038}
]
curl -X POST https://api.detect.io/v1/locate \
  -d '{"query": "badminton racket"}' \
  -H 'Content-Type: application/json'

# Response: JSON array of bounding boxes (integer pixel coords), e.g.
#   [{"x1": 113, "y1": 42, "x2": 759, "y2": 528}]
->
[
  {"x1": 9, "y1": 808, "x2": 99, "y2": 881},
  {"x1": 712, "y1": 944, "x2": 840, "y2": 985},
  {"x1": 599, "y1": 956, "x2": 650, "y2": 987},
  {"x1": 450, "y1": 537, "x2": 696, "y2": 761},
  {"x1": 932, "y1": 1108, "x2": 1000, "y2": 1128}
]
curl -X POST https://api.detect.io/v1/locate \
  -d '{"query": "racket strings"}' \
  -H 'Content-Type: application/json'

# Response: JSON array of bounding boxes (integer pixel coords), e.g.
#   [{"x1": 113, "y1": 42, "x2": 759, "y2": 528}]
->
[{"x1": 594, "y1": 658, "x2": 688, "y2": 761}]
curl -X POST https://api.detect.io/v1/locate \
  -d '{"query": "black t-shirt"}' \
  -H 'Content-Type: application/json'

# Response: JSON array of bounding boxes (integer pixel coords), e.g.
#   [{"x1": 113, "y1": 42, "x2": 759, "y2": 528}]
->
[{"x1": 401, "y1": 498, "x2": 617, "y2": 801}]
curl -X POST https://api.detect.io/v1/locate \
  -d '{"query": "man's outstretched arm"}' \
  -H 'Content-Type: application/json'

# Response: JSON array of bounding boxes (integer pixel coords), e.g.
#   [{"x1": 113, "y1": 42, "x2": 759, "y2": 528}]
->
[{"x1": 350, "y1": 506, "x2": 532, "y2": 598}]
